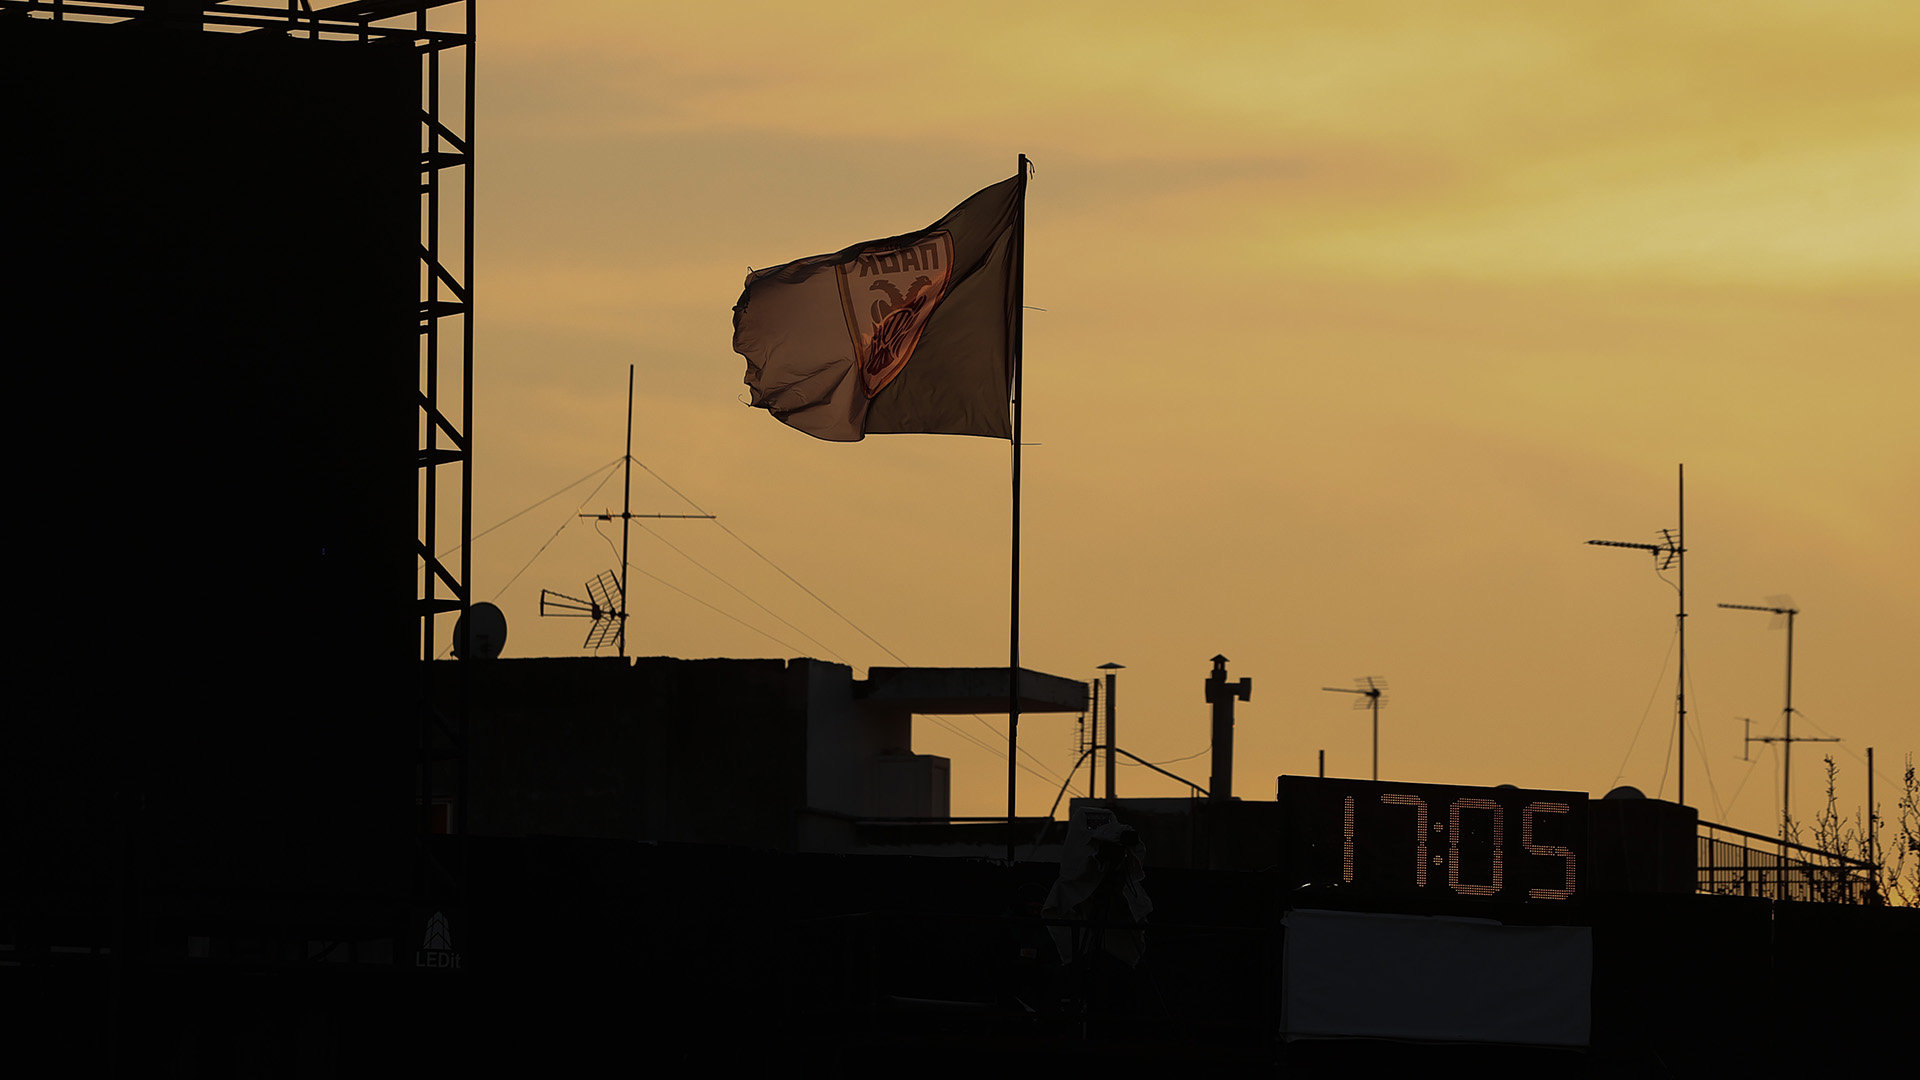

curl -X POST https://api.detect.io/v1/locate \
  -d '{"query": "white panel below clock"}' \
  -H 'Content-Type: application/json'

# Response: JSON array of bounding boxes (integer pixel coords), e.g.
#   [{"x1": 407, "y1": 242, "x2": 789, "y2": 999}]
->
[{"x1": 1280, "y1": 909, "x2": 1592, "y2": 1047}]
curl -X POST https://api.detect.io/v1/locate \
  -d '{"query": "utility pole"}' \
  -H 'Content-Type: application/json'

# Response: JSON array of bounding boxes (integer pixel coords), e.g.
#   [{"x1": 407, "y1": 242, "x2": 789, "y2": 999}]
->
[{"x1": 1741, "y1": 717, "x2": 1837, "y2": 833}]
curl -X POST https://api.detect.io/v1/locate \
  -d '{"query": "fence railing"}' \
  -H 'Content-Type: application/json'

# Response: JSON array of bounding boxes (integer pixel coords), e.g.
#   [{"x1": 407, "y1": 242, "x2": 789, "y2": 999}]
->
[{"x1": 1697, "y1": 820, "x2": 1877, "y2": 904}]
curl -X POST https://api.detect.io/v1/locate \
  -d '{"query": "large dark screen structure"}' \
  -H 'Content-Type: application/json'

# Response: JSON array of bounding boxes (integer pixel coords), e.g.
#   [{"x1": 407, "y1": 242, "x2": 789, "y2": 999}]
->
[{"x1": 5, "y1": 16, "x2": 419, "y2": 889}]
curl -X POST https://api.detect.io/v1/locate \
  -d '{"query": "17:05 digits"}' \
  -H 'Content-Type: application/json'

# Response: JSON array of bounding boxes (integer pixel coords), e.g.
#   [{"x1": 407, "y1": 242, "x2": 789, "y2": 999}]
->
[{"x1": 1341, "y1": 794, "x2": 1577, "y2": 900}]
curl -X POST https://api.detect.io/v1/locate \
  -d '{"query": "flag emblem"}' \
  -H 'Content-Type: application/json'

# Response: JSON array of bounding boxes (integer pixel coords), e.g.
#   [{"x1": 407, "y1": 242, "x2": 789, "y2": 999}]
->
[
  {"x1": 840, "y1": 231, "x2": 954, "y2": 397},
  {"x1": 732, "y1": 172, "x2": 1024, "y2": 442}
]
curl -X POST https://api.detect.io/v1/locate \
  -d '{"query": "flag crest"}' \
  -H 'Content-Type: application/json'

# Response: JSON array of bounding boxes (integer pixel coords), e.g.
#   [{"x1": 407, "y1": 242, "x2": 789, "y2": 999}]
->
[{"x1": 732, "y1": 173, "x2": 1023, "y2": 442}]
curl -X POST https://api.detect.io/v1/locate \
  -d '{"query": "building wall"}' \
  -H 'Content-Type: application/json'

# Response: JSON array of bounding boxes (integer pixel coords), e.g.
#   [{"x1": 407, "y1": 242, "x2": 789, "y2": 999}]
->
[
  {"x1": 440, "y1": 656, "x2": 959, "y2": 851},
  {"x1": 6, "y1": 17, "x2": 420, "y2": 897},
  {"x1": 801, "y1": 661, "x2": 864, "y2": 819},
  {"x1": 444, "y1": 656, "x2": 811, "y2": 849}
]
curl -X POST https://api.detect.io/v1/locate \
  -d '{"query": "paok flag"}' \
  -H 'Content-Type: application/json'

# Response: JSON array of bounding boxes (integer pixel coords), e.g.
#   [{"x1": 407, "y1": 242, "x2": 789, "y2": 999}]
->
[{"x1": 731, "y1": 173, "x2": 1023, "y2": 442}]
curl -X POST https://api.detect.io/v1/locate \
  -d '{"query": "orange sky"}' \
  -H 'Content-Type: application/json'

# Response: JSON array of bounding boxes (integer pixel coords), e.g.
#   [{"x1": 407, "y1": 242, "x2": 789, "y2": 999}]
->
[{"x1": 439, "y1": 2, "x2": 1917, "y2": 843}]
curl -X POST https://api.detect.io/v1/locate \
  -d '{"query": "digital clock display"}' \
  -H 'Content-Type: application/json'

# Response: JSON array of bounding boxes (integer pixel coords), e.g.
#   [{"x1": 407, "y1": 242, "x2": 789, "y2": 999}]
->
[{"x1": 1277, "y1": 776, "x2": 1588, "y2": 903}]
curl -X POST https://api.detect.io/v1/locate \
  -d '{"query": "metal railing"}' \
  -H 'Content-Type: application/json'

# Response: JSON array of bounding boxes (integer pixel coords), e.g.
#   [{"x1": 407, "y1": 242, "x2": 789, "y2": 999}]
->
[{"x1": 1697, "y1": 820, "x2": 1877, "y2": 904}]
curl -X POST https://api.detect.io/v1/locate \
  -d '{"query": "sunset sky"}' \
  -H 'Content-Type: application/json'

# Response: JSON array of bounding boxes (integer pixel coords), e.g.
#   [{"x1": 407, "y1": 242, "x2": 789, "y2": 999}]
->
[{"x1": 442, "y1": 2, "x2": 1916, "y2": 843}]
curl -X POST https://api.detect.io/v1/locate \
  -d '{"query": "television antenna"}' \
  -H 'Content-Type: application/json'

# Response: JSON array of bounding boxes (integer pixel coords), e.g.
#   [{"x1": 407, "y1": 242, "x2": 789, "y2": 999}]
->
[
  {"x1": 1722, "y1": 598, "x2": 1834, "y2": 837},
  {"x1": 1322, "y1": 676, "x2": 1387, "y2": 780},
  {"x1": 1587, "y1": 463, "x2": 1690, "y2": 807},
  {"x1": 540, "y1": 571, "x2": 623, "y2": 650},
  {"x1": 543, "y1": 365, "x2": 713, "y2": 656}
]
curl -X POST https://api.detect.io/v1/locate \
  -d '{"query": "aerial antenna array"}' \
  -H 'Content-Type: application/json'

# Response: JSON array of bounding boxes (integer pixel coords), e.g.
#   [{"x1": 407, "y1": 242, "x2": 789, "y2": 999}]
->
[
  {"x1": 1322, "y1": 676, "x2": 1387, "y2": 781},
  {"x1": 1721, "y1": 597, "x2": 1835, "y2": 837},
  {"x1": 1587, "y1": 464, "x2": 1690, "y2": 806},
  {"x1": 1587, "y1": 528, "x2": 1681, "y2": 571},
  {"x1": 540, "y1": 571, "x2": 624, "y2": 650}
]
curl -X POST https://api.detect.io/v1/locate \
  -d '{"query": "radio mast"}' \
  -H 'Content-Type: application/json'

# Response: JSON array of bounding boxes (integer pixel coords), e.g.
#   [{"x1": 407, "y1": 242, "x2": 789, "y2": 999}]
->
[
  {"x1": 1722, "y1": 599, "x2": 1834, "y2": 837},
  {"x1": 1588, "y1": 464, "x2": 1688, "y2": 806},
  {"x1": 542, "y1": 365, "x2": 713, "y2": 655}
]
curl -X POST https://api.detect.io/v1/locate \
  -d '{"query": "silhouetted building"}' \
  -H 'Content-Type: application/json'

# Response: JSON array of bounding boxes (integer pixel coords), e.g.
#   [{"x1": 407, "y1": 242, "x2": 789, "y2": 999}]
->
[
  {"x1": 8, "y1": 3, "x2": 423, "y2": 901},
  {"x1": 427, "y1": 656, "x2": 1086, "y2": 855},
  {"x1": 5, "y1": 8, "x2": 448, "y2": 1073}
]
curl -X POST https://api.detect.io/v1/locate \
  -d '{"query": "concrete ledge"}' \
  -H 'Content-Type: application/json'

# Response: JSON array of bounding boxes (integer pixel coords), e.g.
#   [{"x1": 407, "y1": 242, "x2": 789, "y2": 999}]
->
[{"x1": 858, "y1": 667, "x2": 1088, "y2": 714}]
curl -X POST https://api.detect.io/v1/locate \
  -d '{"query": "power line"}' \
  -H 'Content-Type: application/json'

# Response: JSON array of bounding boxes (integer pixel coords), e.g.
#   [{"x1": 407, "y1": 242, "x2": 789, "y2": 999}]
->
[
  {"x1": 1685, "y1": 662, "x2": 1725, "y2": 819},
  {"x1": 439, "y1": 457, "x2": 622, "y2": 558},
  {"x1": 433, "y1": 464, "x2": 625, "y2": 659},
  {"x1": 1656, "y1": 698, "x2": 1677, "y2": 801},
  {"x1": 625, "y1": 451, "x2": 1082, "y2": 780},
  {"x1": 631, "y1": 456, "x2": 909, "y2": 665},
  {"x1": 623, "y1": 559, "x2": 805, "y2": 656},
  {"x1": 1612, "y1": 627, "x2": 1678, "y2": 792},
  {"x1": 955, "y1": 711, "x2": 1069, "y2": 783},
  {"x1": 627, "y1": 516, "x2": 1065, "y2": 782},
  {"x1": 491, "y1": 465, "x2": 623, "y2": 603},
  {"x1": 591, "y1": 517, "x2": 840, "y2": 661},
  {"x1": 631, "y1": 520, "x2": 848, "y2": 664},
  {"x1": 1123, "y1": 747, "x2": 1209, "y2": 767},
  {"x1": 920, "y1": 714, "x2": 1073, "y2": 791},
  {"x1": 1794, "y1": 710, "x2": 1905, "y2": 791}
]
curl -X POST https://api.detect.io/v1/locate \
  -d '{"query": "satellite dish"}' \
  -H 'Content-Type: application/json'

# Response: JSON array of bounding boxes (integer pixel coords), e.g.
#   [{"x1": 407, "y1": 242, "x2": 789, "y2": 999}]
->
[
  {"x1": 1604, "y1": 785, "x2": 1646, "y2": 800},
  {"x1": 451, "y1": 602, "x2": 507, "y2": 660}
]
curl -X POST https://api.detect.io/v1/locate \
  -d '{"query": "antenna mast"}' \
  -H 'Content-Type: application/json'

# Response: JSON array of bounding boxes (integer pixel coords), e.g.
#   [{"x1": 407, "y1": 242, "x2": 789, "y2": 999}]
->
[
  {"x1": 1722, "y1": 599, "x2": 1833, "y2": 837},
  {"x1": 1588, "y1": 464, "x2": 1688, "y2": 806},
  {"x1": 1322, "y1": 677, "x2": 1387, "y2": 780},
  {"x1": 560, "y1": 364, "x2": 713, "y2": 656}
]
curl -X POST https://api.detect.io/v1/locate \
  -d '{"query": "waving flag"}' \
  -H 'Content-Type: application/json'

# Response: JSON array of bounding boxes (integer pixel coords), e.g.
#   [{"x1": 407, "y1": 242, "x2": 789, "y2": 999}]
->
[{"x1": 731, "y1": 173, "x2": 1024, "y2": 441}]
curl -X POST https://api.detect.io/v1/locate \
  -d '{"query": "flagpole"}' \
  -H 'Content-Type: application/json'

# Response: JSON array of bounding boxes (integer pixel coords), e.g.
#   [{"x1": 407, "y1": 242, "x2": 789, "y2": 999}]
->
[{"x1": 1007, "y1": 154, "x2": 1028, "y2": 863}]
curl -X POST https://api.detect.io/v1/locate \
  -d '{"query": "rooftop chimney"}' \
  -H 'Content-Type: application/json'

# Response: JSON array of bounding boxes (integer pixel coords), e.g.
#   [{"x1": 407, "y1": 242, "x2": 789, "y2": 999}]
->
[{"x1": 1204, "y1": 655, "x2": 1252, "y2": 799}]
